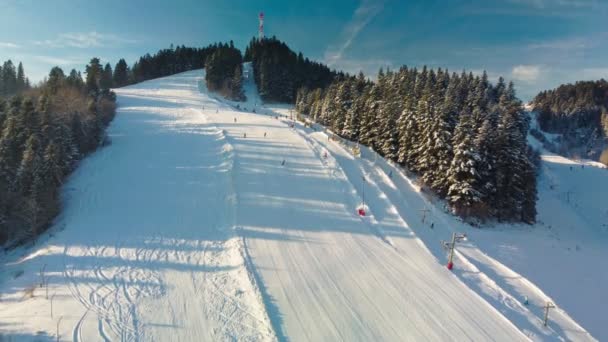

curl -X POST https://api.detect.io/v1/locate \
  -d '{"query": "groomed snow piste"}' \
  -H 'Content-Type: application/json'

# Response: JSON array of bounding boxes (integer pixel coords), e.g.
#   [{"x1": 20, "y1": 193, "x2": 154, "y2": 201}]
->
[{"x1": 0, "y1": 66, "x2": 601, "y2": 341}]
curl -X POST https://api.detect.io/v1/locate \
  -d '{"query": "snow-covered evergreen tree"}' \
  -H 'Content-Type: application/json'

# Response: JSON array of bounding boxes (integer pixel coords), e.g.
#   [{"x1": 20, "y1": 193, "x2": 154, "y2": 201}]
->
[
  {"x1": 378, "y1": 98, "x2": 399, "y2": 160},
  {"x1": 15, "y1": 134, "x2": 41, "y2": 196},
  {"x1": 377, "y1": 72, "x2": 399, "y2": 160},
  {"x1": 331, "y1": 79, "x2": 352, "y2": 134},
  {"x1": 320, "y1": 83, "x2": 338, "y2": 126},
  {"x1": 342, "y1": 91, "x2": 363, "y2": 140},
  {"x1": 359, "y1": 84, "x2": 381, "y2": 148},
  {"x1": 421, "y1": 104, "x2": 453, "y2": 196},
  {"x1": 473, "y1": 118, "x2": 497, "y2": 206},
  {"x1": 447, "y1": 112, "x2": 483, "y2": 216},
  {"x1": 412, "y1": 70, "x2": 436, "y2": 173},
  {"x1": 494, "y1": 109, "x2": 527, "y2": 220},
  {"x1": 396, "y1": 94, "x2": 417, "y2": 167}
]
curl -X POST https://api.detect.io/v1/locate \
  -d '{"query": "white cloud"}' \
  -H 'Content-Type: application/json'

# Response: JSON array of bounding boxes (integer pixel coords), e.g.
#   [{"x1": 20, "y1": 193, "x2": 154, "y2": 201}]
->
[
  {"x1": 507, "y1": 0, "x2": 600, "y2": 9},
  {"x1": 512, "y1": 65, "x2": 542, "y2": 82},
  {"x1": 31, "y1": 55, "x2": 80, "y2": 66},
  {"x1": 324, "y1": 0, "x2": 385, "y2": 67},
  {"x1": 466, "y1": 0, "x2": 606, "y2": 16},
  {"x1": 579, "y1": 67, "x2": 608, "y2": 80},
  {"x1": 527, "y1": 37, "x2": 590, "y2": 50},
  {"x1": 34, "y1": 31, "x2": 138, "y2": 48},
  {"x1": 508, "y1": 0, "x2": 545, "y2": 8},
  {"x1": 0, "y1": 42, "x2": 19, "y2": 48}
]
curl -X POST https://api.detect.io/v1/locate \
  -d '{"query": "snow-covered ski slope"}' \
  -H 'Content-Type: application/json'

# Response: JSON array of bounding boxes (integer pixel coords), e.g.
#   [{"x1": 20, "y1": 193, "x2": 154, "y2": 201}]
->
[
  {"x1": 0, "y1": 66, "x2": 598, "y2": 341},
  {"x1": 0, "y1": 72, "x2": 275, "y2": 341},
  {"x1": 240, "y1": 63, "x2": 601, "y2": 341}
]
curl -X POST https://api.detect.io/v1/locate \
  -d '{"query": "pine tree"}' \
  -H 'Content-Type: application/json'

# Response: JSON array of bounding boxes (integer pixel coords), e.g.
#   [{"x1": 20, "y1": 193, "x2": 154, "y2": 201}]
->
[
  {"x1": 16, "y1": 62, "x2": 26, "y2": 93},
  {"x1": 113, "y1": 59, "x2": 129, "y2": 87},
  {"x1": 521, "y1": 154, "x2": 538, "y2": 223},
  {"x1": 342, "y1": 93, "x2": 363, "y2": 140},
  {"x1": 15, "y1": 134, "x2": 41, "y2": 196},
  {"x1": 442, "y1": 73, "x2": 461, "y2": 130},
  {"x1": 494, "y1": 110, "x2": 527, "y2": 220},
  {"x1": 412, "y1": 70, "x2": 436, "y2": 173},
  {"x1": 396, "y1": 86, "x2": 418, "y2": 168},
  {"x1": 473, "y1": 118, "x2": 496, "y2": 206},
  {"x1": 375, "y1": 72, "x2": 400, "y2": 160},
  {"x1": 295, "y1": 87, "x2": 309, "y2": 114},
  {"x1": 85, "y1": 57, "x2": 102, "y2": 94},
  {"x1": 377, "y1": 90, "x2": 399, "y2": 160},
  {"x1": 231, "y1": 63, "x2": 245, "y2": 101},
  {"x1": 66, "y1": 69, "x2": 84, "y2": 89},
  {"x1": 447, "y1": 112, "x2": 483, "y2": 217},
  {"x1": 41, "y1": 141, "x2": 64, "y2": 187},
  {"x1": 16, "y1": 99, "x2": 38, "y2": 144},
  {"x1": 0, "y1": 116, "x2": 20, "y2": 188},
  {"x1": 420, "y1": 103, "x2": 453, "y2": 196},
  {"x1": 319, "y1": 83, "x2": 338, "y2": 126},
  {"x1": 331, "y1": 79, "x2": 352, "y2": 133},
  {"x1": 47, "y1": 67, "x2": 65, "y2": 94},
  {"x1": 359, "y1": 84, "x2": 382, "y2": 148},
  {"x1": 0, "y1": 99, "x2": 6, "y2": 130},
  {"x1": 1, "y1": 60, "x2": 17, "y2": 95},
  {"x1": 100, "y1": 63, "x2": 113, "y2": 90}
]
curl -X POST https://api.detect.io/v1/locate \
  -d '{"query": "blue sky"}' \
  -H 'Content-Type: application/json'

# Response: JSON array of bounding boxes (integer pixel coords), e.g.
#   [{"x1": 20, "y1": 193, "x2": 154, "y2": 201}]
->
[{"x1": 0, "y1": 0, "x2": 606, "y2": 101}]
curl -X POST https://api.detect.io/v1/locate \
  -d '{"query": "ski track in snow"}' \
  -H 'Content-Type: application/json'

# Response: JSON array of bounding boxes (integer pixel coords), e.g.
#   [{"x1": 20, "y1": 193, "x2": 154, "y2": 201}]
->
[{"x1": 0, "y1": 66, "x2": 598, "y2": 341}]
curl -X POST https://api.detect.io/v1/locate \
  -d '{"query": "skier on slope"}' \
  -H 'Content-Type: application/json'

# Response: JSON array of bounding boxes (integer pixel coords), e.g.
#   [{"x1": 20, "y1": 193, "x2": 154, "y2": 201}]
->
[
  {"x1": 264, "y1": 132, "x2": 267, "y2": 138},
  {"x1": 243, "y1": 133, "x2": 247, "y2": 138}
]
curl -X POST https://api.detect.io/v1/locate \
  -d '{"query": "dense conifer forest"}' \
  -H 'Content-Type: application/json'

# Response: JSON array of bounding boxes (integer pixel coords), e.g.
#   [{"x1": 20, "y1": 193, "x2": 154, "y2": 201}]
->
[
  {"x1": 532, "y1": 80, "x2": 608, "y2": 161},
  {"x1": 0, "y1": 59, "x2": 116, "y2": 246},
  {"x1": 204, "y1": 41, "x2": 245, "y2": 101},
  {"x1": 244, "y1": 37, "x2": 337, "y2": 103},
  {"x1": 296, "y1": 67, "x2": 538, "y2": 223}
]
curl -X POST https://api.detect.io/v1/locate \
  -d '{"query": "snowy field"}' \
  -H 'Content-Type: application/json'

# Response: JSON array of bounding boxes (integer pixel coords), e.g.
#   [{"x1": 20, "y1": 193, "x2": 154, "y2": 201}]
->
[{"x1": 0, "y1": 66, "x2": 602, "y2": 341}]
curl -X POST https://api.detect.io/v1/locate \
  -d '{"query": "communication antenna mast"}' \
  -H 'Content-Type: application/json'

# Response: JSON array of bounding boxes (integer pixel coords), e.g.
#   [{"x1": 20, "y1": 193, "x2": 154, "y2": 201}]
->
[{"x1": 259, "y1": 12, "x2": 265, "y2": 39}]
